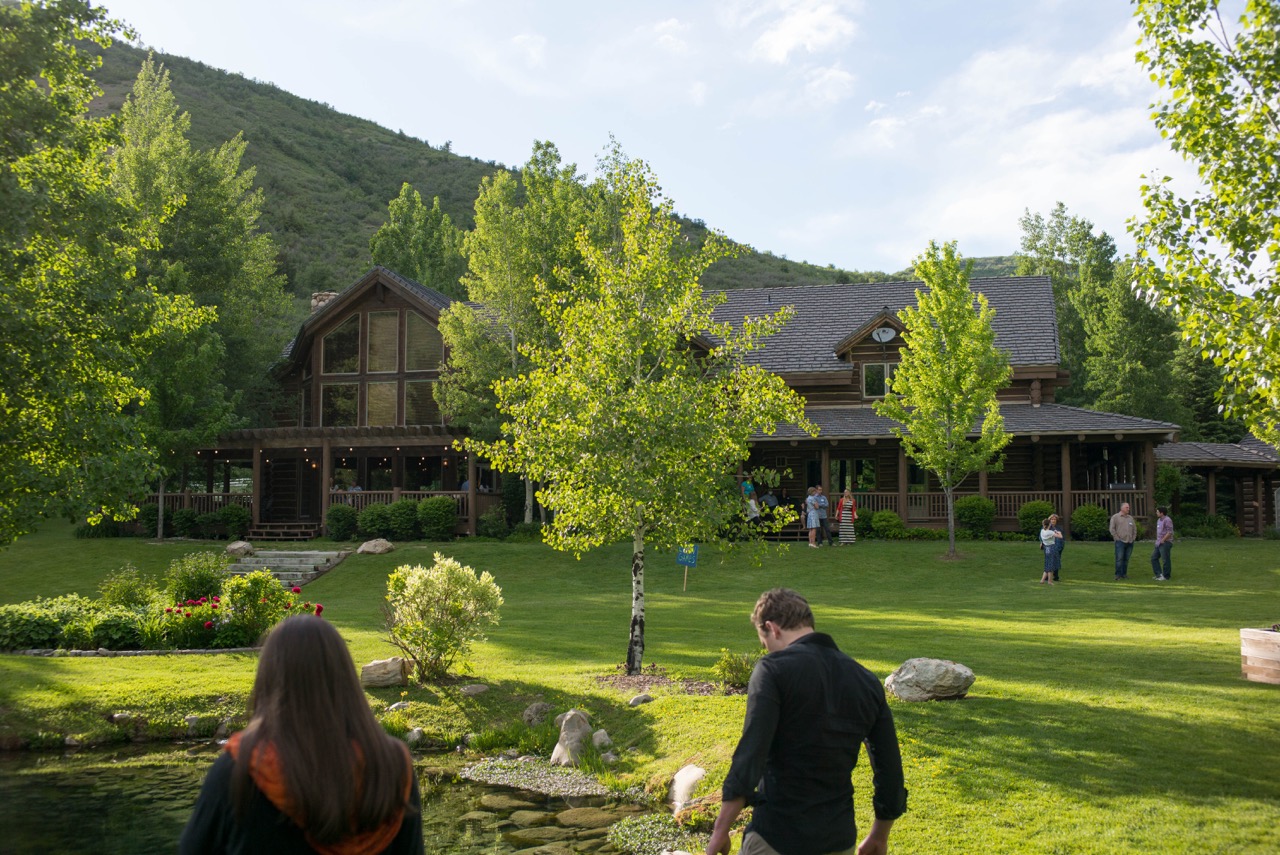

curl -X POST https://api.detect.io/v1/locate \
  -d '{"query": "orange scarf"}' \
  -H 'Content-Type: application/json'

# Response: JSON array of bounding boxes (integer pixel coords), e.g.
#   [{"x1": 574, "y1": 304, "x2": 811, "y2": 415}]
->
[{"x1": 227, "y1": 731, "x2": 411, "y2": 855}]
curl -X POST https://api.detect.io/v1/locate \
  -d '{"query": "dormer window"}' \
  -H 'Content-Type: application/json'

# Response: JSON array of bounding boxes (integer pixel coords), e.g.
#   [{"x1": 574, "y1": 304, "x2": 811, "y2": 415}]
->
[{"x1": 863, "y1": 362, "x2": 896, "y2": 398}]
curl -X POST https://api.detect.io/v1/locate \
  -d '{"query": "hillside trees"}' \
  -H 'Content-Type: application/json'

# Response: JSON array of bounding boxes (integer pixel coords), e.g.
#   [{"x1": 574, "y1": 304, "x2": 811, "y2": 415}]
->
[
  {"x1": 1129, "y1": 0, "x2": 1280, "y2": 446},
  {"x1": 0, "y1": 0, "x2": 206, "y2": 544},
  {"x1": 875, "y1": 242, "x2": 1012, "y2": 557},
  {"x1": 112, "y1": 56, "x2": 293, "y2": 428},
  {"x1": 468, "y1": 145, "x2": 813, "y2": 674},
  {"x1": 369, "y1": 183, "x2": 467, "y2": 299}
]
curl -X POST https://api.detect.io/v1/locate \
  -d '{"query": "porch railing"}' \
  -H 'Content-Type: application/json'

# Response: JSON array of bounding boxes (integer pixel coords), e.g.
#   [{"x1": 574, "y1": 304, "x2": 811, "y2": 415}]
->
[{"x1": 147, "y1": 492, "x2": 252, "y2": 514}]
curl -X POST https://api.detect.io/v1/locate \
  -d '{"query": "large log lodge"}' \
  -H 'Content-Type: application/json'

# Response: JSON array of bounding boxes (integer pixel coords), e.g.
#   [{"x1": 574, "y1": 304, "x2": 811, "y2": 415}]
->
[{"x1": 173, "y1": 267, "x2": 1278, "y2": 540}]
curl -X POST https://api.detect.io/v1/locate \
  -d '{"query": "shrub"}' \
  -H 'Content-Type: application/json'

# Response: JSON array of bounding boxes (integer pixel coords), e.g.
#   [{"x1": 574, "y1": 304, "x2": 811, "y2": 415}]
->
[
  {"x1": 217, "y1": 503, "x2": 251, "y2": 540},
  {"x1": 1069, "y1": 504, "x2": 1110, "y2": 541},
  {"x1": 954, "y1": 496, "x2": 997, "y2": 537},
  {"x1": 417, "y1": 496, "x2": 458, "y2": 541},
  {"x1": 608, "y1": 814, "x2": 702, "y2": 855},
  {"x1": 506, "y1": 521, "x2": 543, "y2": 542},
  {"x1": 74, "y1": 517, "x2": 126, "y2": 538},
  {"x1": 172, "y1": 507, "x2": 201, "y2": 538},
  {"x1": 136, "y1": 503, "x2": 162, "y2": 537},
  {"x1": 164, "y1": 552, "x2": 230, "y2": 604},
  {"x1": 0, "y1": 603, "x2": 62, "y2": 650},
  {"x1": 501, "y1": 476, "x2": 525, "y2": 526},
  {"x1": 358, "y1": 503, "x2": 394, "y2": 540},
  {"x1": 1017, "y1": 501, "x2": 1057, "y2": 536},
  {"x1": 221, "y1": 570, "x2": 294, "y2": 644},
  {"x1": 196, "y1": 511, "x2": 223, "y2": 540},
  {"x1": 99, "y1": 563, "x2": 157, "y2": 610},
  {"x1": 476, "y1": 506, "x2": 510, "y2": 539},
  {"x1": 385, "y1": 553, "x2": 503, "y2": 681},
  {"x1": 712, "y1": 648, "x2": 762, "y2": 690},
  {"x1": 326, "y1": 503, "x2": 358, "y2": 540},
  {"x1": 1178, "y1": 512, "x2": 1239, "y2": 538},
  {"x1": 871, "y1": 509, "x2": 906, "y2": 538},
  {"x1": 86, "y1": 608, "x2": 143, "y2": 650},
  {"x1": 389, "y1": 498, "x2": 420, "y2": 541}
]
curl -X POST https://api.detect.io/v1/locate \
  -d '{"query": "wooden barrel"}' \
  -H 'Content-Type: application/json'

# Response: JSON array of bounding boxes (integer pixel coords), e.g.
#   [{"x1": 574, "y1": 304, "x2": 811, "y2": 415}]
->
[{"x1": 1241, "y1": 628, "x2": 1280, "y2": 684}]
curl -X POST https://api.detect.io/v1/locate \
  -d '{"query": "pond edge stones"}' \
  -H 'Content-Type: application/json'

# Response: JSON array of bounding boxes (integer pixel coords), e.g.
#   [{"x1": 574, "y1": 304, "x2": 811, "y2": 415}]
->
[{"x1": 885, "y1": 657, "x2": 975, "y2": 701}]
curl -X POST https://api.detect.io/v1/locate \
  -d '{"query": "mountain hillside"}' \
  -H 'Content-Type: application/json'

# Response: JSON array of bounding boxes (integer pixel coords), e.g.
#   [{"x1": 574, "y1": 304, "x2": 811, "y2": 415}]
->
[{"x1": 90, "y1": 42, "x2": 1013, "y2": 294}]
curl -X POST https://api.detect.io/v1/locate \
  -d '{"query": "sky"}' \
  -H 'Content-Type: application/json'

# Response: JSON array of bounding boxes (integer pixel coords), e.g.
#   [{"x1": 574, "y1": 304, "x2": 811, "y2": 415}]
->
[{"x1": 100, "y1": 0, "x2": 1197, "y2": 274}]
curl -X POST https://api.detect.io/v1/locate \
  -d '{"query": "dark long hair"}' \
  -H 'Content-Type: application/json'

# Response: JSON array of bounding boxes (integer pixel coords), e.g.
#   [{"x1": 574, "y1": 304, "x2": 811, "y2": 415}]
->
[{"x1": 233, "y1": 615, "x2": 412, "y2": 843}]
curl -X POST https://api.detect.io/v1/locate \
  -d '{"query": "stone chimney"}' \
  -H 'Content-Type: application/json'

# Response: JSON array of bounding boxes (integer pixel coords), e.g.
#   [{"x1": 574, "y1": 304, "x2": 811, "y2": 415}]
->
[{"x1": 310, "y1": 291, "x2": 340, "y2": 312}]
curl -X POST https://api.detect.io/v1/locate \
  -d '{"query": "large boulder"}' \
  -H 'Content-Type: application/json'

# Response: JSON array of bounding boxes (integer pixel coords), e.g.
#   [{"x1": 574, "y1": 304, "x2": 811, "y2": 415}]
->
[
  {"x1": 885, "y1": 658, "x2": 975, "y2": 701},
  {"x1": 360, "y1": 657, "x2": 409, "y2": 687},
  {"x1": 358, "y1": 538, "x2": 395, "y2": 555},
  {"x1": 225, "y1": 541, "x2": 254, "y2": 557},
  {"x1": 523, "y1": 701, "x2": 555, "y2": 726},
  {"x1": 549, "y1": 709, "x2": 593, "y2": 766}
]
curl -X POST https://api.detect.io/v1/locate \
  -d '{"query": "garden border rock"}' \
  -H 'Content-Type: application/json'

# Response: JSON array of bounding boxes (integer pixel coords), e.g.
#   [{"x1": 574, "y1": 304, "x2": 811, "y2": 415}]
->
[{"x1": 7, "y1": 646, "x2": 259, "y2": 657}]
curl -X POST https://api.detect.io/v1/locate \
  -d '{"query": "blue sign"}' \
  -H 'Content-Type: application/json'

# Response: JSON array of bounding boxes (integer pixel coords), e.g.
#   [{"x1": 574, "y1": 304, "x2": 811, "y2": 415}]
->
[{"x1": 676, "y1": 545, "x2": 699, "y2": 567}]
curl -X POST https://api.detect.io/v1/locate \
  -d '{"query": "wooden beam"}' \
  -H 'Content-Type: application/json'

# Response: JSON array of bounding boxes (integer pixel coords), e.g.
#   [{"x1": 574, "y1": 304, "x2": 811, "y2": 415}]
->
[{"x1": 1061, "y1": 441, "x2": 1072, "y2": 537}]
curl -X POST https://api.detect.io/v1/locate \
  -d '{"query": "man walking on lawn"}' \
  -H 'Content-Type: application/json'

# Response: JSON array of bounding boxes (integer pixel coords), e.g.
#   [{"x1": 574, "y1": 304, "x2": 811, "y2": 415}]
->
[
  {"x1": 706, "y1": 589, "x2": 907, "y2": 855},
  {"x1": 1109, "y1": 502, "x2": 1138, "y2": 580},
  {"x1": 1151, "y1": 506, "x2": 1174, "y2": 580}
]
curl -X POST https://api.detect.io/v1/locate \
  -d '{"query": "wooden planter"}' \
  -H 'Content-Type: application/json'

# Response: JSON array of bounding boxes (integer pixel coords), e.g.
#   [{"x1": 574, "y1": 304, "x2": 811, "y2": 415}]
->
[{"x1": 1241, "y1": 628, "x2": 1280, "y2": 684}]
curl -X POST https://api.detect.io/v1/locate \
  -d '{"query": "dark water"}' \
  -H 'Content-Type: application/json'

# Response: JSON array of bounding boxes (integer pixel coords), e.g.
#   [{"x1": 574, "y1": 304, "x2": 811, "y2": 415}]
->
[{"x1": 0, "y1": 745, "x2": 619, "y2": 855}]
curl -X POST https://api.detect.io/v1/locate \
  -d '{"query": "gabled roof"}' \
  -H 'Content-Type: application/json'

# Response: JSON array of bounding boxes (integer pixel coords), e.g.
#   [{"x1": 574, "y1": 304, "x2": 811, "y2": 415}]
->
[
  {"x1": 1155, "y1": 437, "x2": 1280, "y2": 468},
  {"x1": 763, "y1": 403, "x2": 1179, "y2": 441},
  {"x1": 833, "y1": 307, "x2": 904, "y2": 355},
  {"x1": 279, "y1": 267, "x2": 454, "y2": 367},
  {"x1": 713, "y1": 276, "x2": 1059, "y2": 375}
]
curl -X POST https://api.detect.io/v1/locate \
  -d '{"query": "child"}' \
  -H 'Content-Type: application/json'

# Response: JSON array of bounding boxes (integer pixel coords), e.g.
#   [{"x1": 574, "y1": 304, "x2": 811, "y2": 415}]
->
[{"x1": 1039, "y1": 517, "x2": 1062, "y2": 584}]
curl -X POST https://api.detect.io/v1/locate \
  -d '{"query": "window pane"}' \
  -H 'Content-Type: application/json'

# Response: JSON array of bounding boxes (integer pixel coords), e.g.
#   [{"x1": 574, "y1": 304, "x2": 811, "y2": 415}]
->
[
  {"x1": 300, "y1": 385, "x2": 312, "y2": 428},
  {"x1": 367, "y1": 381, "x2": 397, "y2": 426},
  {"x1": 864, "y1": 363, "x2": 887, "y2": 397},
  {"x1": 368, "y1": 311, "x2": 399, "y2": 373},
  {"x1": 405, "y1": 380, "x2": 440, "y2": 425},
  {"x1": 406, "y1": 312, "x2": 443, "y2": 371},
  {"x1": 323, "y1": 315, "x2": 360, "y2": 374},
  {"x1": 322, "y1": 383, "x2": 358, "y2": 426}
]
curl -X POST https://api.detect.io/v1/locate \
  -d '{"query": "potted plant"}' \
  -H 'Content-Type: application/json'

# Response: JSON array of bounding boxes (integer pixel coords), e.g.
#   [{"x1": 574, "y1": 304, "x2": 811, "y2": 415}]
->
[{"x1": 1241, "y1": 624, "x2": 1280, "y2": 684}]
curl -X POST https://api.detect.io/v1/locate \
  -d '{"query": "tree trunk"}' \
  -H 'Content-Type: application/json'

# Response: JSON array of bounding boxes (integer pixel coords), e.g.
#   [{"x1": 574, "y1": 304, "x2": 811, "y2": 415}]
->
[
  {"x1": 626, "y1": 531, "x2": 646, "y2": 675},
  {"x1": 945, "y1": 485, "x2": 956, "y2": 557},
  {"x1": 156, "y1": 477, "x2": 166, "y2": 542},
  {"x1": 524, "y1": 478, "x2": 534, "y2": 524}
]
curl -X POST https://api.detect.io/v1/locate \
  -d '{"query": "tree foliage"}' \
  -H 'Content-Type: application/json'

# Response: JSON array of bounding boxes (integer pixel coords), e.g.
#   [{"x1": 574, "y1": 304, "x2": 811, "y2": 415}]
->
[
  {"x1": 468, "y1": 144, "x2": 814, "y2": 673},
  {"x1": 0, "y1": 0, "x2": 203, "y2": 544},
  {"x1": 1129, "y1": 0, "x2": 1280, "y2": 446},
  {"x1": 369, "y1": 182, "x2": 467, "y2": 299},
  {"x1": 875, "y1": 242, "x2": 1012, "y2": 557}
]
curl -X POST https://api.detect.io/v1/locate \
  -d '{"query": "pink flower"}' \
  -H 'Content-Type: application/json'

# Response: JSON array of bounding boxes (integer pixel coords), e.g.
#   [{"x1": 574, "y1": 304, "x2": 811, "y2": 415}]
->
[
  {"x1": 314, "y1": 604, "x2": 324, "y2": 616},
  {"x1": 203, "y1": 621, "x2": 214, "y2": 629},
  {"x1": 211, "y1": 604, "x2": 219, "y2": 609},
  {"x1": 198, "y1": 598, "x2": 207, "y2": 604},
  {"x1": 164, "y1": 608, "x2": 172, "y2": 613},
  {"x1": 212, "y1": 596, "x2": 220, "y2": 602},
  {"x1": 184, "y1": 612, "x2": 192, "y2": 618},
  {"x1": 186, "y1": 600, "x2": 196, "y2": 606},
  {"x1": 291, "y1": 587, "x2": 302, "y2": 594}
]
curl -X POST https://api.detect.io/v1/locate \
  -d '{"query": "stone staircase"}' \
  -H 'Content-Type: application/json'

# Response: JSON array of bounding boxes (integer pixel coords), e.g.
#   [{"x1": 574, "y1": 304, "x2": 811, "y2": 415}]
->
[{"x1": 228, "y1": 550, "x2": 349, "y2": 588}]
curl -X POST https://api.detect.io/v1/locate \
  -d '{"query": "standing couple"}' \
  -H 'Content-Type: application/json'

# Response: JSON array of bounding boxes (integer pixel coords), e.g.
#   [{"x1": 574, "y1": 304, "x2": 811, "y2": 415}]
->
[{"x1": 805, "y1": 486, "x2": 859, "y2": 548}]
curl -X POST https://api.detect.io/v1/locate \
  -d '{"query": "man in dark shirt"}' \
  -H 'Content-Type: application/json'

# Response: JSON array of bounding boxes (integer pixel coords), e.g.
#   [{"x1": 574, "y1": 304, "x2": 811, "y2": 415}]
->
[{"x1": 707, "y1": 589, "x2": 907, "y2": 855}]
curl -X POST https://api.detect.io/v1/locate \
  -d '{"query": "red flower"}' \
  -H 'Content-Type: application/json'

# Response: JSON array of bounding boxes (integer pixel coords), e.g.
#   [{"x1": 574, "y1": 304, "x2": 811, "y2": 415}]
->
[
  {"x1": 314, "y1": 604, "x2": 324, "y2": 615},
  {"x1": 285, "y1": 602, "x2": 292, "y2": 609},
  {"x1": 203, "y1": 621, "x2": 214, "y2": 629},
  {"x1": 164, "y1": 608, "x2": 172, "y2": 613},
  {"x1": 185, "y1": 612, "x2": 192, "y2": 617},
  {"x1": 186, "y1": 600, "x2": 196, "y2": 606},
  {"x1": 211, "y1": 604, "x2": 219, "y2": 609},
  {"x1": 199, "y1": 598, "x2": 207, "y2": 604},
  {"x1": 212, "y1": 596, "x2": 220, "y2": 602},
  {"x1": 291, "y1": 586, "x2": 302, "y2": 594},
  {"x1": 261, "y1": 597, "x2": 268, "y2": 603}
]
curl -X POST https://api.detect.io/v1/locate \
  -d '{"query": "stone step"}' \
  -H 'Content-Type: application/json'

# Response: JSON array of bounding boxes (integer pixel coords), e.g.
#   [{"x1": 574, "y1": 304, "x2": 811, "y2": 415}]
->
[{"x1": 226, "y1": 550, "x2": 350, "y2": 588}]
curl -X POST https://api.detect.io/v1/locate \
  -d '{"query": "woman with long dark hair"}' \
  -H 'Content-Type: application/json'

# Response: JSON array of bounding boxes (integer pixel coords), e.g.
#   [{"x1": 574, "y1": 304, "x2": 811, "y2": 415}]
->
[{"x1": 180, "y1": 615, "x2": 423, "y2": 854}]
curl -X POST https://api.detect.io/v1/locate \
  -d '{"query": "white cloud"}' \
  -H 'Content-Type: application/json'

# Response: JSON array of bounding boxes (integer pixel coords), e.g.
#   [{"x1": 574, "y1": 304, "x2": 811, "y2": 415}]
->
[
  {"x1": 651, "y1": 18, "x2": 692, "y2": 53},
  {"x1": 864, "y1": 99, "x2": 886, "y2": 112},
  {"x1": 746, "y1": 0, "x2": 860, "y2": 64},
  {"x1": 803, "y1": 64, "x2": 855, "y2": 106},
  {"x1": 689, "y1": 81, "x2": 709, "y2": 106},
  {"x1": 510, "y1": 33, "x2": 547, "y2": 67}
]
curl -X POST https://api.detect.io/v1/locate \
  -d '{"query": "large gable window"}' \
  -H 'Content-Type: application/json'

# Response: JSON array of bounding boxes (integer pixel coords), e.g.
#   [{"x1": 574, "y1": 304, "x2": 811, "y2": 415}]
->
[
  {"x1": 367, "y1": 381, "x2": 398, "y2": 426},
  {"x1": 405, "y1": 380, "x2": 440, "y2": 425},
  {"x1": 863, "y1": 363, "x2": 897, "y2": 398},
  {"x1": 367, "y1": 311, "x2": 399, "y2": 373},
  {"x1": 321, "y1": 383, "x2": 358, "y2": 426},
  {"x1": 323, "y1": 315, "x2": 360, "y2": 374},
  {"x1": 406, "y1": 311, "x2": 443, "y2": 371}
]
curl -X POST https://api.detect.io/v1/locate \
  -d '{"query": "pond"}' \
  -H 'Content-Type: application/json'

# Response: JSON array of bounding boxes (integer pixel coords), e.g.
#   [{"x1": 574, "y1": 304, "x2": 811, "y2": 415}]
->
[{"x1": 0, "y1": 744, "x2": 645, "y2": 854}]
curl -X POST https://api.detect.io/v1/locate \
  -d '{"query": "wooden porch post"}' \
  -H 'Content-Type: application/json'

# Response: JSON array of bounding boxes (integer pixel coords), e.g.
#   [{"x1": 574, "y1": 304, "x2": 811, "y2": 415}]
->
[
  {"x1": 205, "y1": 459, "x2": 215, "y2": 493},
  {"x1": 897, "y1": 444, "x2": 908, "y2": 519},
  {"x1": 251, "y1": 443, "x2": 262, "y2": 527},
  {"x1": 978, "y1": 468, "x2": 988, "y2": 498},
  {"x1": 321, "y1": 439, "x2": 332, "y2": 530},
  {"x1": 222, "y1": 462, "x2": 231, "y2": 494},
  {"x1": 467, "y1": 454, "x2": 478, "y2": 536},
  {"x1": 1144, "y1": 441, "x2": 1156, "y2": 524},
  {"x1": 1207, "y1": 470, "x2": 1217, "y2": 516},
  {"x1": 1060, "y1": 441, "x2": 1073, "y2": 538},
  {"x1": 821, "y1": 446, "x2": 831, "y2": 496}
]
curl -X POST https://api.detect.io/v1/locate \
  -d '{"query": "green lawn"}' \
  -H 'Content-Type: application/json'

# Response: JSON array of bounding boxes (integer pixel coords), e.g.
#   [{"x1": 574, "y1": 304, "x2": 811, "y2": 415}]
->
[{"x1": 1, "y1": 523, "x2": 1278, "y2": 853}]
